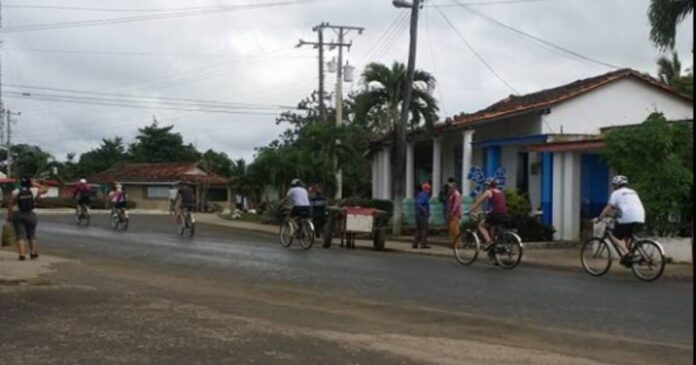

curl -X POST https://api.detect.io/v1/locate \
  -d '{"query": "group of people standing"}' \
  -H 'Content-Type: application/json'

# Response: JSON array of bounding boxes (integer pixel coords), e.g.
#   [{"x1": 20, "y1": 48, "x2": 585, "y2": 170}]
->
[{"x1": 413, "y1": 178, "x2": 463, "y2": 249}]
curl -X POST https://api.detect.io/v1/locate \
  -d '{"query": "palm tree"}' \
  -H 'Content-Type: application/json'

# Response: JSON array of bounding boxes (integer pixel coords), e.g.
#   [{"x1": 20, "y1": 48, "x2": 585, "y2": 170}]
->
[
  {"x1": 648, "y1": 0, "x2": 693, "y2": 51},
  {"x1": 657, "y1": 51, "x2": 683, "y2": 86},
  {"x1": 353, "y1": 62, "x2": 439, "y2": 135}
]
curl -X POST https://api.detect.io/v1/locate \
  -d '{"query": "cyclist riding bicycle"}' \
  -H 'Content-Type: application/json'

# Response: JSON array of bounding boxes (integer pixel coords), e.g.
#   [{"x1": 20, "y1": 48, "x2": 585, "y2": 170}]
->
[
  {"x1": 72, "y1": 178, "x2": 91, "y2": 215},
  {"x1": 107, "y1": 182, "x2": 128, "y2": 216},
  {"x1": 595, "y1": 175, "x2": 645, "y2": 264},
  {"x1": 467, "y1": 177, "x2": 510, "y2": 251},
  {"x1": 175, "y1": 181, "x2": 196, "y2": 224},
  {"x1": 280, "y1": 179, "x2": 310, "y2": 222}
]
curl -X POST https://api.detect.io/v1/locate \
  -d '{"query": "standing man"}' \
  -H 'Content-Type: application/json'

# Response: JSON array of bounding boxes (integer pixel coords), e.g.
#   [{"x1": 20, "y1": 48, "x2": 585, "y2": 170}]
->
[
  {"x1": 413, "y1": 184, "x2": 431, "y2": 249},
  {"x1": 310, "y1": 184, "x2": 328, "y2": 239},
  {"x1": 168, "y1": 184, "x2": 178, "y2": 215},
  {"x1": 8, "y1": 177, "x2": 48, "y2": 261},
  {"x1": 447, "y1": 178, "x2": 462, "y2": 247}
]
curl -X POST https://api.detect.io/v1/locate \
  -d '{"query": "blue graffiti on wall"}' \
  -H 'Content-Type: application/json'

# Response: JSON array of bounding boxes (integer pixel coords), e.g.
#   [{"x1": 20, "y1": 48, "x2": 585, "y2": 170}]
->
[{"x1": 467, "y1": 166, "x2": 506, "y2": 198}]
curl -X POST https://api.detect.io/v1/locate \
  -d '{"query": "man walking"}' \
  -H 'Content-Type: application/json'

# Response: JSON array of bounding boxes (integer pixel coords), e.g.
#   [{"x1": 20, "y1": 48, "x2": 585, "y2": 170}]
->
[{"x1": 413, "y1": 184, "x2": 431, "y2": 249}]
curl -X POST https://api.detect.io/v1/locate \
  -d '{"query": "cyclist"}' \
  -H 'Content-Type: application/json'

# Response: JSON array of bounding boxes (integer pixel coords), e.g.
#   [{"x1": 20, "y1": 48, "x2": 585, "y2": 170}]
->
[
  {"x1": 175, "y1": 181, "x2": 196, "y2": 224},
  {"x1": 596, "y1": 175, "x2": 645, "y2": 264},
  {"x1": 72, "y1": 178, "x2": 91, "y2": 216},
  {"x1": 281, "y1": 179, "x2": 310, "y2": 223},
  {"x1": 467, "y1": 177, "x2": 510, "y2": 252},
  {"x1": 107, "y1": 182, "x2": 128, "y2": 219}
]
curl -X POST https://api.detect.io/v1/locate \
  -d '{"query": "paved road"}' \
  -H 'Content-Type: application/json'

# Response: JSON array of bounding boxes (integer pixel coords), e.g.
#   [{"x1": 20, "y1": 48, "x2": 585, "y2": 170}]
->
[{"x1": 1, "y1": 214, "x2": 692, "y2": 364}]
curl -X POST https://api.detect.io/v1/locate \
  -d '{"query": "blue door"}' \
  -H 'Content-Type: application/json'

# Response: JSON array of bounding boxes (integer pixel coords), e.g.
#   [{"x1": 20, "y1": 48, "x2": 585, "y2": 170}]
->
[{"x1": 581, "y1": 154, "x2": 609, "y2": 219}]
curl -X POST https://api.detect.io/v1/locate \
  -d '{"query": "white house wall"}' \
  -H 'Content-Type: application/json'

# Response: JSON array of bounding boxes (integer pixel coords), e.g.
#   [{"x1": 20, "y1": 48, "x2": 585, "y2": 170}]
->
[
  {"x1": 501, "y1": 146, "x2": 518, "y2": 190},
  {"x1": 543, "y1": 78, "x2": 694, "y2": 135}
]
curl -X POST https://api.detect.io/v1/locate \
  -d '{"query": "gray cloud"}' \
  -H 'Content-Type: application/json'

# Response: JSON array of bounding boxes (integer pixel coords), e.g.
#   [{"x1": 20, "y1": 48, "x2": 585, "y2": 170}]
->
[{"x1": 3, "y1": 0, "x2": 693, "y2": 162}]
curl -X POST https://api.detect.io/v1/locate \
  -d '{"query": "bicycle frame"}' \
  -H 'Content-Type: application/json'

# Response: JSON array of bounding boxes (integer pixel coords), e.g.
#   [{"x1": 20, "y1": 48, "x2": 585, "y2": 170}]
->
[{"x1": 595, "y1": 218, "x2": 665, "y2": 259}]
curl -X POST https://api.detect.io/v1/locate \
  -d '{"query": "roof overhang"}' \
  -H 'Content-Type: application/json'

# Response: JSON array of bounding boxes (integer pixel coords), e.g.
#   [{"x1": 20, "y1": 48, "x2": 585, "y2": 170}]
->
[{"x1": 529, "y1": 139, "x2": 605, "y2": 153}]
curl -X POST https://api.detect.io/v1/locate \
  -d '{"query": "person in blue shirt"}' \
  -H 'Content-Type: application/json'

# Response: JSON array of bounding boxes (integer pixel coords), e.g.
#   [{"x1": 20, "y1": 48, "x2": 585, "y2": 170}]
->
[{"x1": 413, "y1": 184, "x2": 431, "y2": 249}]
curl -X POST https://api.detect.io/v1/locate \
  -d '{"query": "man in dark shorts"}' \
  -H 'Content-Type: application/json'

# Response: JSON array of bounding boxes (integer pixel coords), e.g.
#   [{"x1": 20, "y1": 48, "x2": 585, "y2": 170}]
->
[
  {"x1": 467, "y1": 177, "x2": 510, "y2": 250},
  {"x1": 8, "y1": 177, "x2": 48, "y2": 261},
  {"x1": 72, "y1": 178, "x2": 91, "y2": 214},
  {"x1": 596, "y1": 175, "x2": 645, "y2": 264},
  {"x1": 175, "y1": 181, "x2": 196, "y2": 222}
]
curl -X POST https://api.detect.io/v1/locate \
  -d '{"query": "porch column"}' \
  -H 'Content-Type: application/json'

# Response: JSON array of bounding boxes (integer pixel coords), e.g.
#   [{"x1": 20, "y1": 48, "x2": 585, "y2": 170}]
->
[
  {"x1": 406, "y1": 142, "x2": 415, "y2": 198},
  {"x1": 540, "y1": 152, "x2": 554, "y2": 226},
  {"x1": 461, "y1": 130, "x2": 475, "y2": 197},
  {"x1": 562, "y1": 152, "x2": 581, "y2": 241},
  {"x1": 382, "y1": 146, "x2": 392, "y2": 200},
  {"x1": 432, "y1": 137, "x2": 443, "y2": 197},
  {"x1": 371, "y1": 153, "x2": 379, "y2": 199},
  {"x1": 552, "y1": 152, "x2": 565, "y2": 240}
]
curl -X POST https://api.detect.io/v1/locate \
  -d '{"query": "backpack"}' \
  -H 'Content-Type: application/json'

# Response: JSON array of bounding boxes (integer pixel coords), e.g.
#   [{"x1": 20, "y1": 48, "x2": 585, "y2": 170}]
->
[{"x1": 16, "y1": 189, "x2": 35, "y2": 212}]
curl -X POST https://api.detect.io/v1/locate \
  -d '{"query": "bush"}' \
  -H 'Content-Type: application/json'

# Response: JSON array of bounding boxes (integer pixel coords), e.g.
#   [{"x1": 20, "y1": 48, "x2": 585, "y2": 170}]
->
[{"x1": 504, "y1": 190, "x2": 555, "y2": 242}]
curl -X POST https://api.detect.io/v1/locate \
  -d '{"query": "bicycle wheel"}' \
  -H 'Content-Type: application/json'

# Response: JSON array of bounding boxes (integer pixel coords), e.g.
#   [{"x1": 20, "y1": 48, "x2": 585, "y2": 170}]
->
[
  {"x1": 111, "y1": 214, "x2": 119, "y2": 230},
  {"x1": 581, "y1": 238, "x2": 612, "y2": 276},
  {"x1": 494, "y1": 231, "x2": 523, "y2": 269},
  {"x1": 454, "y1": 230, "x2": 480, "y2": 266},
  {"x1": 298, "y1": 220, "x2": 315, "y2": 250},
  {"x1": 122, "y1": 216, "x2": 129, "y2": 231},
  {"x1": 279, "y1": 221, "x2": 294, "y2": 247},
  {"x1": 630, "y1": 239, "x2": 666, "y2": 282},
  {"x1": 188, "y1": 217, "x2": 195, "y2": 238},
  {"x1": 84, "y1": 213, "x2": 90, "y2": 226}
]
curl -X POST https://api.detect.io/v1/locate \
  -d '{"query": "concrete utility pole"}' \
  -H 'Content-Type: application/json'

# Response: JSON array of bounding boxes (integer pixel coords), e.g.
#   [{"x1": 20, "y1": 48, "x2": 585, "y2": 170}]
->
[
  {"x1": 5, "y1": 109, "x2": 19, "y2": 178},
  {"x1": 296, "y1": 22, "x2": 347, "y2": 123},
  {"x1": 392, "y1": 0, "x2": 422, "y2": 235},
  {"x1": 324, "y1": 24, "x2": 364, "y2": 200}
]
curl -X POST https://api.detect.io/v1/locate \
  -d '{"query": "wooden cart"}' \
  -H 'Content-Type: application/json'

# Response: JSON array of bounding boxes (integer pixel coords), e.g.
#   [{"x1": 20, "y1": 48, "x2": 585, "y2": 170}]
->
[{"x1": 322, "y1": 206, "x2": 387, "y2": 251}]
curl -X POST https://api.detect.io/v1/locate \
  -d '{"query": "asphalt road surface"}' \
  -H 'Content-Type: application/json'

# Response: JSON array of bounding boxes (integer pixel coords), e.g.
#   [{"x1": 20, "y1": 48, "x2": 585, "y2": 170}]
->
[{"x1": 1, "y1": 214, "x2": 692, "y2": 365}]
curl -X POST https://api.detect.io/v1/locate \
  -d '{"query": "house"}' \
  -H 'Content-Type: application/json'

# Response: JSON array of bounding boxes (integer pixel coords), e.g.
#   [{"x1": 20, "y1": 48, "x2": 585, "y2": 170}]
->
[
  {"x1": 89, "y1": 162, "x2": 230, "y2": 211},
  {"x1": 370, "y1": 68, "x2": 694, "y2": 241}
]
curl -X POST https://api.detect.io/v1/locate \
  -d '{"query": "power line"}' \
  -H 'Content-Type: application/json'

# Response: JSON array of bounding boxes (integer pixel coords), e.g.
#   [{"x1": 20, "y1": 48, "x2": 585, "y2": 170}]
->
[
  {"x1": 423, "y1": 3, "x2": 448, "y2": 117},
  {"x1": 374, "y1": 12, "x2": 411, "y2": 63},
  {"x1": 3, "y1": 47, "x2": 264, "y2": 58},
  {"x1": 359, "y1": 10, "x2": 409, "y2": 65},
  {"x1": 0, "y1": 0, "x2": 330, "y2": 33},
  {"x1": 433, "y1": 0, "x2": 563, "y2": 7},
  {"x1": 432, "y1": 1, "x2": 519, "y2": 94},
  {"x1": 448, "y1": 0, "x2": 621, "y2": 69}
]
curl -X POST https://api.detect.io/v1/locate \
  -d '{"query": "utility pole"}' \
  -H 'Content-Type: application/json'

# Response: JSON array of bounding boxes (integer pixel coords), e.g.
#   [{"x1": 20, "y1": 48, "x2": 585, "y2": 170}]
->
[
  {"x1": 324, "y1": 24, "x2": 364, "y2": 199},
  {"x1": 5, "y1": 109, "x2": 19, "y2": 178},
  {"x1": 392, "y1": 0, "x2": 422, "y2": 235}
]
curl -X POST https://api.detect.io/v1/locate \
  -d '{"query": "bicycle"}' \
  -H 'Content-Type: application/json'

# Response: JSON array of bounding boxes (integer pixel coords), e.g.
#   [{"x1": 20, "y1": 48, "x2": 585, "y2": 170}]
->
[
  {"x1": 279, "y1": 208, "x2": 315, "y2": 250},
  {"x1": 580, "y1": 217, "x2": 665, "y2": 282},
  {"x1": 110, "y1": 207, "x2": 130, "y2": 231},
  {"x1": 75, "y1": 204, "x2": 90, "y2": 226},
  {"x1": 453, "y1": 212, "x2": 524, "y2": 269},
  {"x1": 177, "y1": 208, "x2": 196, "y2": 238}
]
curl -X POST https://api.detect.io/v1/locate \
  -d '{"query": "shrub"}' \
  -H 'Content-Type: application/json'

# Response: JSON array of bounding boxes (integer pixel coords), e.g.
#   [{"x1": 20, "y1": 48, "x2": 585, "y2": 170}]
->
[{"x1": 504, "y1": 190, "x2": 555, "y2": 242}]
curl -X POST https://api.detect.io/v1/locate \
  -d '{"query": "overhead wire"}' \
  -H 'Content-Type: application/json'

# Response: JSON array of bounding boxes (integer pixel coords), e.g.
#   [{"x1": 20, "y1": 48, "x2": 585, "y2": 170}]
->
[
  {"x1": 432, "y1": 1, "x2": 519, "y2": 94},
  {"x1": 448, "y1": 0, "x2": 621, "y2": 69},
  {"x1": 423, "y1": 3, "x2": 449, "y2": 117},
  {"x1": 0, "y1": 0, "x2": 330, "y2": 33},
  {"x1": 374, "y1": 12, "x2": 411, "y2": 63}
]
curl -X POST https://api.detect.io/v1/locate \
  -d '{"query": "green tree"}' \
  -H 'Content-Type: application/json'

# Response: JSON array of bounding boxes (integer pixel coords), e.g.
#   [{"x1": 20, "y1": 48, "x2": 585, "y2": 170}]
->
[
  {"x1": 75, "y1": 137, "x2": 128, "y2": 177},
  {"x1": 648, "y1": 0, "x2": 693, "y2": 51},
  {"x1": 656, "y1": 51, "x2": 693, "y2": 96},
  {"x1": 603, "y1": 112, "x2": 693, "y2": 236},
  {"x1": 3, "y1": 144, "x2": 54, "y2": 178},
  {"x1": 200, "y1": 149, "x2": 234, "y2": 177},
  {"x1": 129, "y1": 120, "x2": 201, "y2": 163},
  {"x1": 353, "y1": 62, "x2": 439, "y2": 135}
]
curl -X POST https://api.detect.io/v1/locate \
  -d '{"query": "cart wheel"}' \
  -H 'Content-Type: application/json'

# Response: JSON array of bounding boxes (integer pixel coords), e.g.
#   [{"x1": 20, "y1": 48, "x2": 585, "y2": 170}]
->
[{"x1": 373, "y1": 228, "x2": 386, "y2": 251}]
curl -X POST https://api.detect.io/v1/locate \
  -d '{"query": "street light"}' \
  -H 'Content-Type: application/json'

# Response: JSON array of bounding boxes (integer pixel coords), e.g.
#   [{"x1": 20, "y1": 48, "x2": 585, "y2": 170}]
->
[{"x1": 392, "y1": 0, "x2": 413, "y2": 8}]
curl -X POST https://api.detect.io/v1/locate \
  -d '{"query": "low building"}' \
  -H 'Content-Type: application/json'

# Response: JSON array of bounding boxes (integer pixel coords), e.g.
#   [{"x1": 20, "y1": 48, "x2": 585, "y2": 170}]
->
[
  {"x1": 89, "y1": 162, "x2": 230, "y2": 211},
  {"x1": 371, "y1": 68, "x2": 694, "y2": 240}
]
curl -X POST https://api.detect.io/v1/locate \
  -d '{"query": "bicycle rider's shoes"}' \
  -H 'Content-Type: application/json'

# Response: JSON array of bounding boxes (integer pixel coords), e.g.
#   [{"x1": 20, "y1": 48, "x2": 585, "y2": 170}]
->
[
  {"x1": 412, "y1": 243, "x2": 418, "y2": 249},
  {"x1": 30, "y1": 253, "x2": 39, "y2": 260},
  {"x1": 620, "y1": 254, "x2": 637, "y2": 267},
  {"x1": 420, "y1": 244, "x2": 431, "y2": 249},
  {"x1": 483, "y1": 241, "x2": 495, "y2": 251},
  {"x1": 18, "y1": 255, "x2": 26, "y2": 261}
]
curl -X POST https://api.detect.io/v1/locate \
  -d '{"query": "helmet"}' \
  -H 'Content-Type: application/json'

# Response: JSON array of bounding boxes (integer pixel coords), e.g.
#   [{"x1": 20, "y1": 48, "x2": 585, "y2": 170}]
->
[
  {"x1": 79, "y1": 178, "x2": 87, "y2": 184},
  {"x1": 484, "y1": 177, "x2": 498, "y2": 187},
  {"x1": 20, "y1": 177, "x2": 32, "y2": 189},
  {"x1": 291, "y1": 178, "x2": 302, "y2": 187},
  {"x1": 612, "y1": 175, "x2": 628, "y2": 186}
]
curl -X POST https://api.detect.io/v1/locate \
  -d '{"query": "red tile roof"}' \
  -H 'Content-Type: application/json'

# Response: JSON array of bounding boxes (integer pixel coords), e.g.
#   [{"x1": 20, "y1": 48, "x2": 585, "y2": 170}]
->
[
  {"x1": 89, "y1": 163, "x2": 228, "y2": 185},
  {"x1": 441, "y1": 68, "x2": 693, "y2": 130}
]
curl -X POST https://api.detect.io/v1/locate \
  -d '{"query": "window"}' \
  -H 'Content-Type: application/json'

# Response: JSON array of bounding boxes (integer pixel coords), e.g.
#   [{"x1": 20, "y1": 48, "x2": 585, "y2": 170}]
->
[{"x1": 146, "y1": 186, "x2": 170, "y2": 200}]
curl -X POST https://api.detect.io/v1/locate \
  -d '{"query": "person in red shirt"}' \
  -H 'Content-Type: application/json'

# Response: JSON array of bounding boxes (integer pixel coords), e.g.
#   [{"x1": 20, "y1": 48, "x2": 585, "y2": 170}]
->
[
  {"x1": 72, "y1": 179, "x2": 91, "y2": 214},
  {"x1": 468, "y1": 177, "x2": 510, "y2": 249}
]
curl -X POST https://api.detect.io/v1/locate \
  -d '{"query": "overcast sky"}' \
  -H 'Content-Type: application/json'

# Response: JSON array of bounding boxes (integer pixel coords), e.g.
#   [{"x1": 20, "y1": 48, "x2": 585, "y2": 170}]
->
[{"x1": 2, "y1": 0, "x2": 693, "y2": 162}]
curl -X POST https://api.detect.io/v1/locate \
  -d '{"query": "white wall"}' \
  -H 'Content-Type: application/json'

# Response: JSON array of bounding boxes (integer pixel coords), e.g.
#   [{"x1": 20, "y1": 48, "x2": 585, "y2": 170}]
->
[
  {"x1": 544, "y1": 78, "x2": 694, "y2": 135},
  {"x1": 501, "y1": 146, "x2": 518, "y2": 190},
  {"x1": 473, "y1": 113, "x2": 543, "y2": 142}
]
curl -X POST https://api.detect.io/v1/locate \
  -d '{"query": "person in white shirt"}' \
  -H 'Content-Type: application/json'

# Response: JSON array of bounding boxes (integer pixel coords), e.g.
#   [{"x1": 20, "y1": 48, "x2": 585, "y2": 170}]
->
[
  {"x1": 596, "y1": 175, "x2": 645, "y2": 260},
  {"x1": 281, "y1": 179, "x2": 310, "y2": 220}
]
